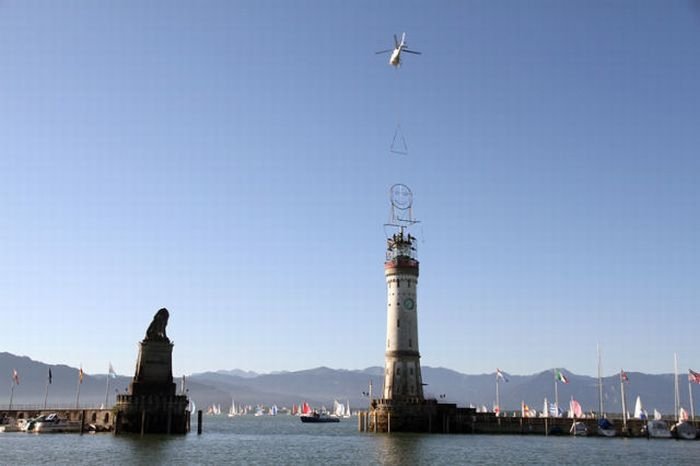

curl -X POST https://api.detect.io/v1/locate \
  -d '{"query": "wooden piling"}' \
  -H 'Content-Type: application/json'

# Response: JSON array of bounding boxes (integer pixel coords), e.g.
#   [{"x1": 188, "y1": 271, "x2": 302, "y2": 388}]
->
[
  {"x1": 140, "y1": 409, "x2": 146, "y2": 437},
  {"x1": 79, "y1": 410, "x2": 85, "y2": 435},
  {"x1": 388, "y1": 411, "x2": 391, "y2": 433},
  {"x1": 197, "y1": 409, "x2": 202, "y2": 435}
]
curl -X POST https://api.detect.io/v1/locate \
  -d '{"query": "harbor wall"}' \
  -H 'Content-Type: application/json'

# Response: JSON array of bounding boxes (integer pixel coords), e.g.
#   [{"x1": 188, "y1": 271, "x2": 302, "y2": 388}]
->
[
  {"x1": 359, "y1": 401, "x2": 693, "y2": 437},
  {"x1": 0, "y1": 408, "x2": 114, "y2": 432}
]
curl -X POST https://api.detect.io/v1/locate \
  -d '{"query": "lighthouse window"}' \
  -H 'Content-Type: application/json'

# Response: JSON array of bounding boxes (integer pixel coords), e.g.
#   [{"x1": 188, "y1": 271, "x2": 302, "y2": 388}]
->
[
  {"x1": 396, "y1": 368, "x2": 401, "y2": 375},
  {"x1": 410, "y1": 368, "x2": 414, "y2": 375},
  {"x1": 409, "y1": 338, "x2": 413, "y2": 348},
  {"x1": 397, "y1": 319, "x2": 400, "y2": 327},
  {"x1": 396, "y1": 280, "x2": 400, "y2": 288}
]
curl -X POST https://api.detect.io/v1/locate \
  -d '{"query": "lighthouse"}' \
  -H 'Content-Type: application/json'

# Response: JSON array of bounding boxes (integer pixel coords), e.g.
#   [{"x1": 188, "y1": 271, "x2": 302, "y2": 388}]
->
[
  {"x1": 380, "y1": 183, "x2": 424, "y2": 402},
  {"x1": 383, "y1": 229, "x2": 424, "y2": 400}
]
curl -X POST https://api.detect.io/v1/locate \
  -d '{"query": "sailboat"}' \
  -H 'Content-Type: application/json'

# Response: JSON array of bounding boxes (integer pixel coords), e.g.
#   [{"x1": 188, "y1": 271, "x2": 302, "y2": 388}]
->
[
  {"x1": 333, "y1": 400, "x2": 345, "y2": 418},
  {"x1": 633, "y1": 396, "x2": 647, "y2": 420},
  {"x1": 596, "y1": 346, "x2": 616, "y2": 437},
  {"x1": 228, "y1": 398, "x2": 237, "y2": 417},
  {"x1": 569, "y1": 398, "x2": 587, "y2": 436},
  {"x1": 344, "y1": 400, "x2": 352, "y2": 418},
  {"x1": 671, "y1": 354, "x2": 697, "y2": 440}
]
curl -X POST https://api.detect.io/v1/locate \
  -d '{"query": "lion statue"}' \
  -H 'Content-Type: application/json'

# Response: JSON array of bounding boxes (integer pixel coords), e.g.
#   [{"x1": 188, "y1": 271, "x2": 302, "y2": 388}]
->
[{"x1": 145, "y1": 308, "x2": 170, "y2": 342}]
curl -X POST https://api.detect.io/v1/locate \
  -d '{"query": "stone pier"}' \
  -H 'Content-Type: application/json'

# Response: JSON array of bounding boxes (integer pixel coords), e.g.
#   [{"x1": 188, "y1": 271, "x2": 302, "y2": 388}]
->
[{"x1": 114, "y1": 308, "x2": 189, "y2": 434}]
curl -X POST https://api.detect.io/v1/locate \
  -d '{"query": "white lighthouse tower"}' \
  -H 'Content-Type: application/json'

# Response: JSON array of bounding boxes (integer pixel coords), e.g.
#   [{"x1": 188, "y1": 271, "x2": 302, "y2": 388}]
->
[{"x1": 382, "y1": 184, "x2": 424, "y2": 401}]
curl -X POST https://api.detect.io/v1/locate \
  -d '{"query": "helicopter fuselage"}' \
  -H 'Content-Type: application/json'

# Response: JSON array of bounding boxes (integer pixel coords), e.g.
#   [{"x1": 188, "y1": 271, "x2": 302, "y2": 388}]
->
[{"x1": 389, "y1": 47, "x2": 403, "y2": 67}]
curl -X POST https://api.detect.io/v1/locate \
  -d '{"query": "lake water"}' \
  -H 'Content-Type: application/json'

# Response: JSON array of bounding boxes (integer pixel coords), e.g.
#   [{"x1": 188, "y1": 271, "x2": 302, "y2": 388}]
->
[{"x1": 2, "y1": 415, "x2": 699, "y2": 465}]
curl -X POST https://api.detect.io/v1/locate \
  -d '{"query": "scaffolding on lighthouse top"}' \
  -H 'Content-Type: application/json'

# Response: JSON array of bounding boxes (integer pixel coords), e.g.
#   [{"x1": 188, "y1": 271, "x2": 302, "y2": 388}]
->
[{"x1": 385, "y1": 183, "x2": 419, "y2": 266}]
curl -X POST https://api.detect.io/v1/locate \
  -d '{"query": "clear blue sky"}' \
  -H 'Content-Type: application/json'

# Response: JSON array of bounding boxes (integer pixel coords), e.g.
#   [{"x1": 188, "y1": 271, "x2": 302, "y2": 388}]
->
[{"x1": 1, "y1": 1, "x2": 698, "y2": 378}]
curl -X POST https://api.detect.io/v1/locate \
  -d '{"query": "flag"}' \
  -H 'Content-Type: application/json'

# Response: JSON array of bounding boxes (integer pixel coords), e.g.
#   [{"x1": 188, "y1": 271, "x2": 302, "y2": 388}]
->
[
  {"x1": 496, "y1": 368, "x2": 509, "y2": 382},
  {"x1": 569, "y1": 398, "x2": 582, "y2": 418},
  {"x1": 521, "y1": 401, "x2": 530, "y2": 418},
  {"x1": 680, "y1": 407, "x2": 688, "y2": 421},
  {"x1": 620, "y1": 369, "x2": 629, "y2": 383},
  {"x1": 12, "y1": 369, "x2": 19, "y2": 385},
  {"x1": 79, "y1": 367, "x2": 84, "y2": 384},
  {"x1": 549, "y1": 402, "x2": 561, "y2": 417},
  {"x1": 48, "y1": 368, "x2": 52, "y2": 384},
  {"x1": 108, "y1": 363, "x2": 117, "y2": 379},
  {"x1": 555, "y1": 369, "x2": 569, "y2": 384},
  {"x1": 689, "y1": 369, "x2": 700, "y2": 384}
]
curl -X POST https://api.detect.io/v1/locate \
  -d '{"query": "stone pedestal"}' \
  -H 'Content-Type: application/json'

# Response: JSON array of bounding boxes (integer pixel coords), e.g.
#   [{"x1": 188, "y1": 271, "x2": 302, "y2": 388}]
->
[
  {"x1": 115, "y1": 335, "x2": 189, "y2": 434},
  {"x1": 368, "y1": 398, "x2": 475, "y2": 433},
  {"x1": 130, "y1": 341, "x2": 176, "y2": 396}
]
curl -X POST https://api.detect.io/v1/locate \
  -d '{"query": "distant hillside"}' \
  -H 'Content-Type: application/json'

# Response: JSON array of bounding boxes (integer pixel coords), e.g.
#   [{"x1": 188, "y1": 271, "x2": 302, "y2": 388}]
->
[
  {"x1": 0, "y1": 352, "x2": 131, "y2": 408},
  {"x1": 1, "y1": 352, "x2": 691, "y2": 415}
]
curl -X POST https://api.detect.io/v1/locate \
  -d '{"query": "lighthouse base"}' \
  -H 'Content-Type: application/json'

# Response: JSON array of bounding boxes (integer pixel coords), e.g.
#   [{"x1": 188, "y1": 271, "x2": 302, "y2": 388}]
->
[{"x1": 364, "y1": 398, "x2": 476, "y2": 433}]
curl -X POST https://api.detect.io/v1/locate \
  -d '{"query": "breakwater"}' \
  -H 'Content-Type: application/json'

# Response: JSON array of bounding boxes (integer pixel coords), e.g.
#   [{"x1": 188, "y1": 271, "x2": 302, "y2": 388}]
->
[
  {"x1": 0, "y1": 408, "x2": 114, "y2": 432},
  {"x1": 358, "y1": 401, "x2": 697, "y2": 437}
]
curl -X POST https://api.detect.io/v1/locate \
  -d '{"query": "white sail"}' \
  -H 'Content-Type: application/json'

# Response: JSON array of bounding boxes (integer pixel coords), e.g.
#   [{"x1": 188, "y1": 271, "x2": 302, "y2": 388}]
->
[
  {"x1": 333, "y1": 400, "x2": 345, "y2": 417},
  {"x1": 633, "y1": 396, "x2": 644, "y2": 419}
]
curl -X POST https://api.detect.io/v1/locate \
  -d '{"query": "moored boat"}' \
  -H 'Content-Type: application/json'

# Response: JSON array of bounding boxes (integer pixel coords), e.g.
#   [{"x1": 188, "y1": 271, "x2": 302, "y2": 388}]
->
[
  {"x1": 570, "y1": 421, "x2": 588, "y2": 436},
  {"x1": 671, "y1": 420, "x2": 697, "y2": 440},
  {"x1": 597, "y1": 418, "x2": 616, "y2": 437},
  {"x1": 29, "y1": 413, "x2": 81, "y2": 433},
  {"x1": 300, "y1": 412, "x2": 340, "y2": 423},
  {"x1": 644, "y1": 419, "x2": 672, "y2": 438}
]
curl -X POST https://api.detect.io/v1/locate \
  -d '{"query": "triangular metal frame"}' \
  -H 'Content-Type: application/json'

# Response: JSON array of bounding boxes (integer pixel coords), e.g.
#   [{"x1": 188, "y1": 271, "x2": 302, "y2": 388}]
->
[{"x1": 390, "y1": 124, "x2": 408, "y2": 155}]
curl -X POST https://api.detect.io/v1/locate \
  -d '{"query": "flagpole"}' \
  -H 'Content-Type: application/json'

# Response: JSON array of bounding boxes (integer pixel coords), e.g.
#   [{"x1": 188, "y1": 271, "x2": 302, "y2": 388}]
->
[
  {"x1": 495, "y1": 377, "x2": 500, "y2": 417},
  {"x1": 620, "y1": 373, "x2": 627, "y2": 431},
  {"x1": 43, "y1": 377, "x2": 50, "y2": 409},
  {"x1": 104, "y1": 373, "x2": 111, "y2": 408},
  {"x1": 689, "y1": 378, "x2": 695, "y2": 423},
  {"x1": 554, "y1": 372, "x2": 559, "y2": 417},
  {"x1": 75, "y1": 368, "x2": 82, "y2": 409},
  {"x1": 8, "y1": 383, "x2": 15, "y2": 411}
]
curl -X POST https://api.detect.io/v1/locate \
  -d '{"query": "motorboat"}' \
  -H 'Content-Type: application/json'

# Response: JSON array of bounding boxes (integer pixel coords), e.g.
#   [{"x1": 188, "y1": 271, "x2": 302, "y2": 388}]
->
[
  {"x1": 29, "y1": 413, "x2": 81, "y2": 433},
  {"x1": 300, "y1": 412, "x2": 340, "y2": 423}
]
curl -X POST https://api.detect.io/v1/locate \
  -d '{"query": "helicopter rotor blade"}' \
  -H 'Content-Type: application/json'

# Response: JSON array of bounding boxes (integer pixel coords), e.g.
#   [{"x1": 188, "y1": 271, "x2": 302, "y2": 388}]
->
[
  {"x1": 375, "y1": 50, "x2": 393, "y2": 54},
  {"x1": 403, "y1": 49, "x2": 421, "y2": 55},
  {"x1": 393, "y1": 34, "x2": 399, "y2": 48}
]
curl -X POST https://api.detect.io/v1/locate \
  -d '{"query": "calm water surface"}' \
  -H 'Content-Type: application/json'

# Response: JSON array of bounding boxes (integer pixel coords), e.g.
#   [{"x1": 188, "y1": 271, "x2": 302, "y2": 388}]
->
[{"x1": 2, "y1": 415, "x2": 699, "y2": 465}]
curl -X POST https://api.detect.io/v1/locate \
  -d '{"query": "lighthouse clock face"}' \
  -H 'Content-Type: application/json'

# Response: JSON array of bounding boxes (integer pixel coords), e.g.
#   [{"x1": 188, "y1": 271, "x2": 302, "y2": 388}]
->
[{"x1": 403, "y1": 298, "x2": 415, "y2": 310}]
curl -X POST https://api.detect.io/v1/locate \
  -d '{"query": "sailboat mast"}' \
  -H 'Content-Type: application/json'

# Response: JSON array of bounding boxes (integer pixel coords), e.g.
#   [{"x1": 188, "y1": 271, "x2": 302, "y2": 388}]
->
[
  {"x1": 674, "y1": 353, "x2": 680, "y2": 422},
  {"x1": 597, "y1": 344, "x2": 604, "y2": 417}
]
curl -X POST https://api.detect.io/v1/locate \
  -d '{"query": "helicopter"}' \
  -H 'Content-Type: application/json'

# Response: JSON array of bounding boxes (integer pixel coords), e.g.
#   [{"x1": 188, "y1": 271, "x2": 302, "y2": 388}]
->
[{"x1": 375, "y1": 32, "x2": 421, "y2": 67}]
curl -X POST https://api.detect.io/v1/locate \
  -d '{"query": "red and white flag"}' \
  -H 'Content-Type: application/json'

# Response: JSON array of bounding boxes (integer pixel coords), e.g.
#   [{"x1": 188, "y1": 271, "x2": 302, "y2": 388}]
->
[
  {"x1": 689, "y1": 369, "x2": 700, "y2": 384},
  {"x1": 620, "y1": 370, "x2": 629, "y2": 383},
  {"x1": 569, "y1": 398, "x2": 583, "y2": 418}
]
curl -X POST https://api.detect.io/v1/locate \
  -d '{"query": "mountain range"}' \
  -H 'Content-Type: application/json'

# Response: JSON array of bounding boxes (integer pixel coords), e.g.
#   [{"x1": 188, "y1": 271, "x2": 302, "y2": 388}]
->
[{"x1": 1, "y1": 352, "x2": 693, "y2": 415}]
